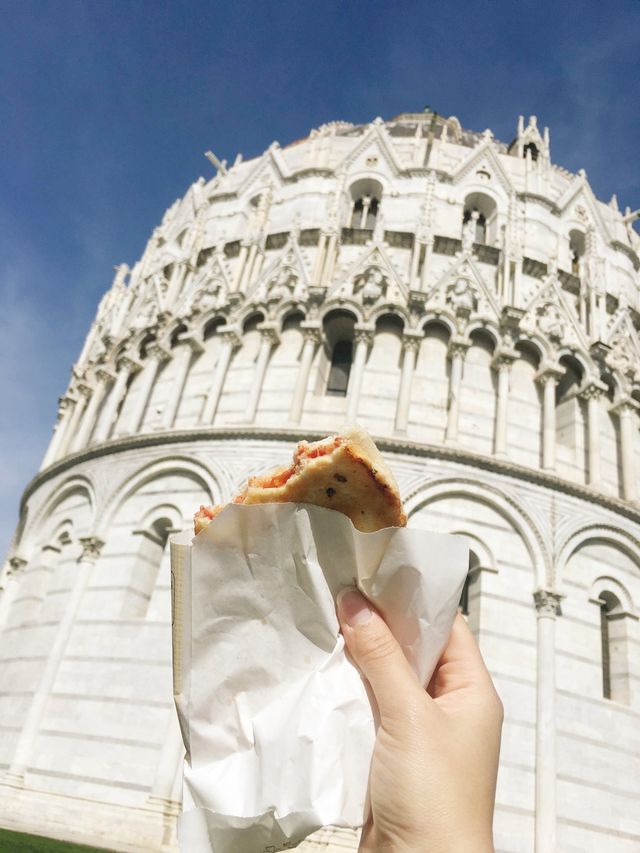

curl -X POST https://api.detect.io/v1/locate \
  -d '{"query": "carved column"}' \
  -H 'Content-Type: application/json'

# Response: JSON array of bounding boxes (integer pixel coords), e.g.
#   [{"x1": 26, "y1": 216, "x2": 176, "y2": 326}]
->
[
  {"x1": 312, "y1": 234, "x2": 328, "y2": 286},
  {"x1": 161, "y1": 338, "x2": 203, "y2": 430},
  {"x1": 290, "y1": 323, "x2": 322, "y2": 424},
  {"x1": 395, "y1": 331, "x2": 423, "y2": 433},
  {"x1": 93, "y1": 356, "x2": 141, "y2": 444},
  {"x1": 126, "y1": 344, "x2": 170, "y2": 435},
  {"x1": 610, "y1": 398, "x2": 639, "y2": 502},
  {"x1": 200, "y1": 327, "x2": 241, "y2": 424},
  {"x1": 346, "y1": 325, "x2": 374, "y2": 424},
  {"x1": 231, "y1": 242, "x2": 249, "y2": 292},
  {"x1": 246, "y1": 324, "x2": 280, "y2": 423},
  {"x1": 419, "y1": 237, "x2": 433, "y2": 291},
  {"x1": 445, "y1": 338, "x2": 470, "y2": 445},
  {"x1": 0, "y1": 556, "x2": 27, "y2": 631},
  {"x1": 5, "y1": 536, "x2": 104, "y2": 787},
  {"x1": 70, "y1": 369, "x2": 114, "y2": 452},
  {"x1": 40, "y1": 396, "x2": 75, "y2": 470},
  {"x1": 57, "y1": 385, "x2": 91, "y2": 458},
  {"x1": 533, "y1": 589, "x2": 562, "y2": 853},
  {"x1": 239, "y1": 242, "x2": 259, "y2": 293},
  {"x1": 579, "y1": 381, "x2": 607, "y2": 488},
  {"x1": 492, "y1": 349, "x2": 518, "y2": 458},
  {"x1": 535, "y1": 365, "x2": 563, "y2": 471},
  {"x1": 321, "y1": 232, "x2": 339, "y2": 287}
]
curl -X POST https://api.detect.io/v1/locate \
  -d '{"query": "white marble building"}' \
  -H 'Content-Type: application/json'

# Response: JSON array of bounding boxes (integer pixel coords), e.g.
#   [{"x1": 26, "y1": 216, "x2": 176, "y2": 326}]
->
[{"x1": 1, "y1": 112, "x2": 639, "y2": 853}]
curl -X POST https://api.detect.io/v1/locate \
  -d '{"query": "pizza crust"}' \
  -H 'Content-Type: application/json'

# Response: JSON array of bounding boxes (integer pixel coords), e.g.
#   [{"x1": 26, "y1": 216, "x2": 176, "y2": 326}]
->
[{"x1": 194, "y1": 426, "x2": 406, "y2": 534}]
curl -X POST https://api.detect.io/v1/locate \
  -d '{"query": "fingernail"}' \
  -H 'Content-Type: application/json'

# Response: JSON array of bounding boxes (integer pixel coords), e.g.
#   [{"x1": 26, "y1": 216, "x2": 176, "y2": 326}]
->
[{"x1": 337, "y1": 588, "x2": 373, "y2": 627}]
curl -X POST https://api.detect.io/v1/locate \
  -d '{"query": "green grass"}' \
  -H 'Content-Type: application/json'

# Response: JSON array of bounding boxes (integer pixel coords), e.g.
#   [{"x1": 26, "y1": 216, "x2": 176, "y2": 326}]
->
[{"x1": 0, "y1": 828, "x2": 116, "y2": 853}]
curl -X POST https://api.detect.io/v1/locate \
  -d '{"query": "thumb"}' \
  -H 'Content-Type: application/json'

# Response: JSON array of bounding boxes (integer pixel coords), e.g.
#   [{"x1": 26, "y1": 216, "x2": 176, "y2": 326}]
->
[{"x1": 337, "y1": 587, "x2": 424, "y2": 726}]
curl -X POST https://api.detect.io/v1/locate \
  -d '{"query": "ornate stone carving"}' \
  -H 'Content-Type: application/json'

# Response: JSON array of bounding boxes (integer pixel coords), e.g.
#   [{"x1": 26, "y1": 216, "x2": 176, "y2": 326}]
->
[
  {"x1": 402, "y1": 331, "x2": 423, "y2": 353},
  {"x1": 461, "y1": 211, "x2": 479, "y2": 252},
  {"x1": 131, "y1": 298, "x2": 158, "y2": 332},
  {"x1": 300, "y1": 322, "x2": 322, "y2": 345},
  {"x1": 447, "y1": 278, "x2": 477, "y2": 316},
  {"x1": 257, "y1": 323, "x2": 280, "y2": 346},
  {"x1": 536, "y1": 302, "x2": 565, "y2": 343},
  {"x1": 607, "y1": 331, "x2": 635, "y2": 378},
  {"x1": 534, "y1": 589, "x2": 562, "y2": 618},
  {"x1": 353, "y1": 324, "x2": 375, "y2": 347},
  {"x1": 190, "y1": 278, "x2": 228, "y2": 314},
  {"x1": 354, "y1": 266, "x2": 387, "y2": 305},
  {"x1": 78, "y1": 536, "x2": 105, "y2": 564},
  {"x1": 146, "y1": 343, "x2": 171, "y2": 363}
]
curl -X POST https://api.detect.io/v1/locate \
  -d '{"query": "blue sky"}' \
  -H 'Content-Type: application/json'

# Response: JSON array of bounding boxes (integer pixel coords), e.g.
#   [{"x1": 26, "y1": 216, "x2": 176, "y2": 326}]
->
[{"x1": 1, "y1": 0, "x2": 639, "y2": 558}]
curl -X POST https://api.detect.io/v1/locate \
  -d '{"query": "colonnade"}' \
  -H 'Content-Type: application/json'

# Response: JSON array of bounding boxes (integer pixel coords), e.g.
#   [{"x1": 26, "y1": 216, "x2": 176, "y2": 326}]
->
[{"x1": 41, "y1": 317, "x2": 639, "y2": 504}]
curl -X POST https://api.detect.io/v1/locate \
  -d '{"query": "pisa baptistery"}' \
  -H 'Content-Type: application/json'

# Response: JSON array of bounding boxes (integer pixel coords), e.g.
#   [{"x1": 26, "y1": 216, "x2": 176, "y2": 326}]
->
[{"x1": 1, "y1": 112, "x2": 640, "y2": 853}]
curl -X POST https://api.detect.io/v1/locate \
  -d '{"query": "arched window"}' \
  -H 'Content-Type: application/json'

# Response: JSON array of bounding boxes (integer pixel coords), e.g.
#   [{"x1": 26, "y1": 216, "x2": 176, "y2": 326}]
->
[
  {"x1": 124, "y1": 517, "x2": 174, "y2": 619},
  {"x1": 462, "y1": 193, "x2": 497, "y2": 246},
  {"x1": 326, "y1": 340, "x2": 353, "y2": 396},
  {"x1": 523, "y1": 142, "x2": 538, "y2": 161},
  {"x1": 597, "y1": 590, "x2": 630, "y2": 703},
  {"x1": 348, "y1": 179, "x2": 383, "y2": 231}
]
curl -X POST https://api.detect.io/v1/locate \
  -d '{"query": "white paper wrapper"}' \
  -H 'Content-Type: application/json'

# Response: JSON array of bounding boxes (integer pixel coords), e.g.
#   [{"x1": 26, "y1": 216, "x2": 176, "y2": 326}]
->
[{"x1": 171, "y1": 502, "x2": 468, "y2": 853}]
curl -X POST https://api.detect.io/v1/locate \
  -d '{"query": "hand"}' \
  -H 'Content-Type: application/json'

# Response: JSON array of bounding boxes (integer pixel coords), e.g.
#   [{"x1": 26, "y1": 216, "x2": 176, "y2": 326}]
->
[{"x1": 336, "y1": 589, "x2": 503, "y2": 853}]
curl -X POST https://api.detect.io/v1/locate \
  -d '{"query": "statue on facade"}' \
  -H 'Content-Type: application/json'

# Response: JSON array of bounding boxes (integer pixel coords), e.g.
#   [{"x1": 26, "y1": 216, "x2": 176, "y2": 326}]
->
[
  {"x1": 447, "y1": 278, "x2": 476, "y2": 315},
  {"x1": 536, "y1": 302, "x2": 565, "y2": 342},
  {"x1": 261, "y1": 267, "x2": 297, "y2": 303},
  {"x1": 608, "y1": 331, "x2": 635, "y2": 378},
  {"x1": 189, "y1": 279, "x2": 227, "y2": 314},
  {"x1": 355, "y1": 266, "x2": 387, "y2": 305},
  {"x1": 131, "y1": 298, "x2": 158, "y2": 332},
  {"x1": 461, "y1": 210, "x2": 479, "y2": 252}
]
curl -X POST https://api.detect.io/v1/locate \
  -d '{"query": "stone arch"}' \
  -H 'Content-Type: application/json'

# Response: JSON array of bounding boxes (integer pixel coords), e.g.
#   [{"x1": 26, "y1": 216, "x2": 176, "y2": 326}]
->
[
  {"x1": 194, "y1": 310, "x2": 227, "y2": 341},
  {"x1": 556, "y1": 524, "x2": 640, "y2": 588},
  {"x1": 138, "y1": 502, "x2": 184, "y2": 534},
  {"x1": 555, "y1": 346, "x2": 594, "y2": 382},
  {"x1": 448, "y1": 528, "x2": 497, "y2": 574},
  {"x1": 96, "y1": 456, "x2": 225, "y2": 540},
  {"x1": 368, "y1": 303, "x2": 410, "y2": 327},
  {"x1": 588, "y1": 575, "x2": 637, "y2": 619},
  {"x1": 465, "y1": 321, "x2": 500, "y2": 350},
  {"x1": 421, "y1": 313, "x2": 456, "y2": 338},
  {"x1": 239, "y1": 309, "x2": 266, "y2": 332},
  {"x1": 319, "y1": 300, "x2": 364, "y2": 325},
  {"x1": 275, "y1": 304, "x2": 306, "y2": 331},
  {"x1": 24, "y1": 476, "x2": 96, "y2": 555},
  {"x1": 462, "y1": 190, "x2": 500, "y2": 245},
  {"x1": 404, "y1": 477, "x2": 548, "y2": 588},
  {"x1": 516, "y1": 332, "x2": 550, "y2": 364}
]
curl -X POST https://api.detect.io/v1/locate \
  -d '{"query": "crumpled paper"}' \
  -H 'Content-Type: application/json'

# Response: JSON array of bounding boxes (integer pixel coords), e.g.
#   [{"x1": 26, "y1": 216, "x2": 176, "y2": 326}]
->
[{"x1": 170, "y1": 502, "x2": 468, "y2": 853}]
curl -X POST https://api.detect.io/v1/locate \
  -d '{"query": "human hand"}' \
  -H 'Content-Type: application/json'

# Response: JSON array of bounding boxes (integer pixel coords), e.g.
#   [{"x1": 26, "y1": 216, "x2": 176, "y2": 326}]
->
[{"x1": 336, "y1": 589, "x2": 503, "y2": 853}]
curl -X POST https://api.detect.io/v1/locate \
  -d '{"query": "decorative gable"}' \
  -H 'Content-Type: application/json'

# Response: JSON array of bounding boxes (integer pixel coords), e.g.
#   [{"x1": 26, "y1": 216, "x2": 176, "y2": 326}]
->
[
  {"x1": 451, "y1": 138, "x2": 513, "y2": 197},
  {"x1": 177, "y1": 251, "x2": 233, "y2": 317},
  {"x1": 427, "y1": 253, "x2": 501, "y2": 322},
  {"x1": 339, "y1": 121, "x2": 404, "y2": 177},
  {"x1": 332, "y1": 243, "x2": 407, "y2": 308},
  {"x1": 605, "y1": 308, "x2": 640, "y2": 381},
  {"x1": 520, "y1": 275, "x2": 589, "y2": 351},
  {"x1": 557, "y1": 174, "x2": 612, "y2": 244},
  {"x1": 248, "y1": 234, "x2": 311, "y2": 305}
]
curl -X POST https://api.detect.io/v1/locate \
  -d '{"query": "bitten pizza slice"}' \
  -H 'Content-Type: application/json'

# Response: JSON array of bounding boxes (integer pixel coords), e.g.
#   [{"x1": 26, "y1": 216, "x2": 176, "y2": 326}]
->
[{"x1": 194, "y1": 426, "x2": 406, "y2": 534}]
